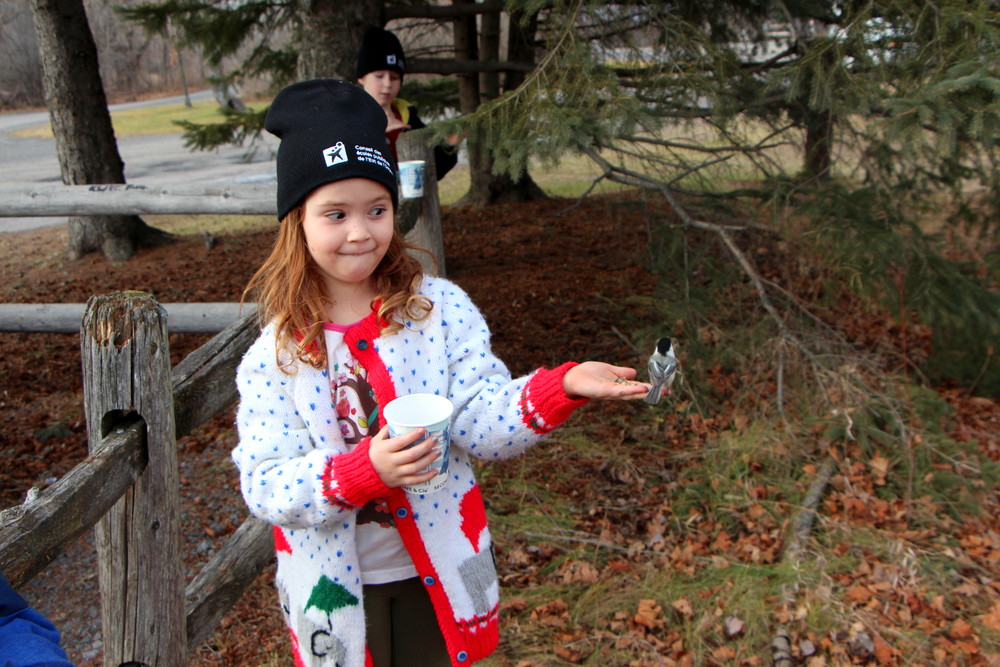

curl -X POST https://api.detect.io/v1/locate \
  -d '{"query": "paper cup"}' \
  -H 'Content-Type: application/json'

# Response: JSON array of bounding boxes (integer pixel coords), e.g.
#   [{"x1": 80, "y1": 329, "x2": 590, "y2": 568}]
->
[
  {"x1": 383, "y1": 393, "x2": 453, "y2": 494},
  {"x1": 397, "y1": 160, "x2": 426, "y2": 199}
]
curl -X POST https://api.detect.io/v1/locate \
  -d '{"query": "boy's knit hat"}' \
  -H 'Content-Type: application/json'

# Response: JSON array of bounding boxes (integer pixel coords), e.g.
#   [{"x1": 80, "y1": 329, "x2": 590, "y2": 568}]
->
[
  {"x1": 264, "y1": 79, "x2": 398, "y2": 220},
  {"x1": 355, "y1": 27, "x2": 406, "y2": 80}
]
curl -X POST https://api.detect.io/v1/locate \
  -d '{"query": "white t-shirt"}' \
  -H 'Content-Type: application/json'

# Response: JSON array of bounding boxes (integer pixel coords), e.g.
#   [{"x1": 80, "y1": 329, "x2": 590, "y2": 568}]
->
[{"x1": 324, "y1": 322, "x2": 417, "y2": 585}]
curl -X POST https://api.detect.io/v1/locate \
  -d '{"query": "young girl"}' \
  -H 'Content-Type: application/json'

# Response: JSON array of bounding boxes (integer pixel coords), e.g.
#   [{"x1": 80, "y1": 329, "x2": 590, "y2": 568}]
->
[
  {"x1": 234, "y1": 79, "x2": 653, "y2": 667},
  {"x1": 355, "y1": 27, "x2": 459, "y2": 181}
]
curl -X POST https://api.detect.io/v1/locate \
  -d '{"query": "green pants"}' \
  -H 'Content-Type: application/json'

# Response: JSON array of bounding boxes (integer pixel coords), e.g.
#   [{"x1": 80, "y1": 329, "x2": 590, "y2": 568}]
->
[{"x1": 363, "y1": 577, "x2": 451, "y2": 667}]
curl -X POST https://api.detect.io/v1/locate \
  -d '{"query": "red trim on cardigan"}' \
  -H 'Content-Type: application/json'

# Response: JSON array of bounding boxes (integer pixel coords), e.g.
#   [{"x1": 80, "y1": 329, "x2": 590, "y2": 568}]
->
[
  {"x1": 343, "y1": 309, "x2": 397, "y2": 426},
  {"x1": 387, "y1": 486, "x2": 500, "y2": 664},
  {"x1": 345, "y1": 309, "x2": 499, "y2": 664},
  {"x1": 520, "y1": 362, "x2": 590, "y2": 434},
  {"x1": 320, "y1": 437, "x2": 390, "y2": 509}
]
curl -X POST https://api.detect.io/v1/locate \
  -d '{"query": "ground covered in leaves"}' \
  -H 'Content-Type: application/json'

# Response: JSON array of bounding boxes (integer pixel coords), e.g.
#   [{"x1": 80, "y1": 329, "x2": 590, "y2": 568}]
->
[{"x1": 1, "y1": 193, "x2": 998, "y2": 666}]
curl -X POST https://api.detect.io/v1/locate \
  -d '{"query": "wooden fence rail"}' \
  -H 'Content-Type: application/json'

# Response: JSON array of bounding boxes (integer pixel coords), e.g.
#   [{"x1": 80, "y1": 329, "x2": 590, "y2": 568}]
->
[
  {"x1": 0, "y1": 302, "x2": 255, "y2": 333},
  {"x1": 0, "y1": 135, "x2": 444, "y2": 665},
  {"x1": 0, "y1": 295, "x2": 273, "y2": 660},
  {"x1": 0, "y1": 183, "x2": 276, "y2": 216}
]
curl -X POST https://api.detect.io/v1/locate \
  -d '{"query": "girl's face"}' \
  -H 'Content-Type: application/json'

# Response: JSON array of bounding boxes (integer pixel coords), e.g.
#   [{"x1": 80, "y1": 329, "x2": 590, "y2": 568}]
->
[
  {"x1": 301, "y1": 178, "x2": 394, "y2": 298},
  {"x1": 358, "y1": 70, "x2": 402, "y2": 109}
]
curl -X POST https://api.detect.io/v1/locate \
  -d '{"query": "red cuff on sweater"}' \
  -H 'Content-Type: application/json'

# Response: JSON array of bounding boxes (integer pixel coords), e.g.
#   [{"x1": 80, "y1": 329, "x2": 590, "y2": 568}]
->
[
  {"x1": 321, "y1": 438, "x2": 390, "y2": 508},
  {"x1": 520, "y1": 362, "x2": 590, "y2": 434}
]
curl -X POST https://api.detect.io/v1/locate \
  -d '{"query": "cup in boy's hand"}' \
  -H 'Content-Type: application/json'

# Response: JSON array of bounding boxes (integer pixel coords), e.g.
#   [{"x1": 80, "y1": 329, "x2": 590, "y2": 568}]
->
[
  {"x1": 398, "y1": 160, "x2": 426, "y2": 199},
  {"x1": 383, "y1": 393, "x2": 453, "y2": 494}
]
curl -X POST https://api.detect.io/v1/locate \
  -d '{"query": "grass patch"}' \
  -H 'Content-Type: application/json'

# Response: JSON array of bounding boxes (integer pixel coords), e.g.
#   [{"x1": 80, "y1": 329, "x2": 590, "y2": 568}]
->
[
  {"x1": 143, "y1": 213, "x2": 275, "y2": 237},
  {"x1": 11, "y1": 99, "x2": 269, "y2": 139},
  {"x1": 472, "y1": 201, "x2": 999, "y2": 664},
  {"x1": 437, "y1": 156, "x2": 638, "y2": 206}
]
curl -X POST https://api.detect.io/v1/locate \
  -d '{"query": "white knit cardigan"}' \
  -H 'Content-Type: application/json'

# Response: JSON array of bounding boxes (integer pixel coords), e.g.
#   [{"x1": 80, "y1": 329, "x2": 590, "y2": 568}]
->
[{"x1": 233, "y1": 275, "x2": 588, "y2": 667}]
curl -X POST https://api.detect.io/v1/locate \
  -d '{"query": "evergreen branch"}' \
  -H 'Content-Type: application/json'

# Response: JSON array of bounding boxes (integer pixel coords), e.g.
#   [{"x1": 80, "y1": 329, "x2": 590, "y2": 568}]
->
[
  {"x1": 619, "y1": 133, "x2": 792, "y2": 155},
  {"x1": 577, "y1": 144, "x2": 857, "y2": 414},
  {"x1": 556, "y1": 174, "x2": 608, "y2": 216},
  {"x1": 501, "y1": 0, "x2": 584, "y2": 107},
  {"x1": 702, "y1": 117, "x2": 792, "y2": 179}
]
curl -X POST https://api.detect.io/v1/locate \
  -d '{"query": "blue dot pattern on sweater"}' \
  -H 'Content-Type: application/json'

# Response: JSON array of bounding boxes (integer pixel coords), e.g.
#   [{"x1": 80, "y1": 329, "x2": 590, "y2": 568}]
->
[{"x1": 232, "y1": 275, "x2": 583, "y2": 665}]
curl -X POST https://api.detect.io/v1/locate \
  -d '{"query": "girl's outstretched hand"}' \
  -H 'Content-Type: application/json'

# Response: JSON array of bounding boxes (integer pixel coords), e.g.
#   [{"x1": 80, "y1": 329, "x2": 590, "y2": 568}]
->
[
  {"x1": 563, "y1": 361, "x2": 655, "y2": 401},
  {"x1": 368, "y1": 424, "x2": 440, "y2": 488}
]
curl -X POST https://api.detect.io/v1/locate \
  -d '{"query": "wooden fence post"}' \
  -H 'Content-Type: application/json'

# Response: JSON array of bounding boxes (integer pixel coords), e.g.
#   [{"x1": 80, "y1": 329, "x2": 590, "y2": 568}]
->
[
  {"x1": 82, "y1": 291, "x2": 185, "y2": 667},
  {"x1": 397, "y1": 133, "x2": 446, "y2": 276}
]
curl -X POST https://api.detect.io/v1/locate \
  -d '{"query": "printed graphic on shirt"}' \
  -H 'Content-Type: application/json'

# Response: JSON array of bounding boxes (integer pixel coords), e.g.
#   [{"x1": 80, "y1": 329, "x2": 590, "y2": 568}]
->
[
  {"x1": 332, "y1": 355, "x2": 378, "y2": 445},
  {"x1": 330, "y1": 349, "x2": 393, "y2": 529},
  {"x1": 358, "y1": 496, "x2": 395, "y2": 529}
]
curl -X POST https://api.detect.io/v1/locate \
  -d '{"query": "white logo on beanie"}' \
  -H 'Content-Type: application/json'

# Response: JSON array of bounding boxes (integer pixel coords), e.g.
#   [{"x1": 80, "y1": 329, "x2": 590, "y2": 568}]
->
[
  {"x1": 387, "y1": 55, "x2": 396, "y2": 65},
  {"x1": 323, "y1": 142, "x2": 348, "y2": 167}
]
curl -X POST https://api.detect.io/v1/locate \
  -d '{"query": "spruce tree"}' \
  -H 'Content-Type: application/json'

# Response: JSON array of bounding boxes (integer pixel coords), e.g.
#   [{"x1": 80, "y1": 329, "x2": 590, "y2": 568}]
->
[{"x1": 457, "y1": 0, "x2": 1000, "y2": 392}]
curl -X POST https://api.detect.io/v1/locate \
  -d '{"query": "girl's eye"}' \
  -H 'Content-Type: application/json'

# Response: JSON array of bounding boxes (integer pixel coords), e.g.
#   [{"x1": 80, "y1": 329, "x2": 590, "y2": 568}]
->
[
  {"x1": 370, "y1": 206, "x2": 387, "y2": 217},
  {"x1": 325, "y1": 211, "x2": 345, "y2": 221}
]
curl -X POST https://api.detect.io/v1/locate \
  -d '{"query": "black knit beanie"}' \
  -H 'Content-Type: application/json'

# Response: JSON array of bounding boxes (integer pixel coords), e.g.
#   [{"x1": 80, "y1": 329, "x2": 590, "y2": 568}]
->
[
  {"x1": 264, "y1": 79, "x2": 398, "y2": 220},
  {"x1": 355, "y1": 27, "x2": 406, "y2": 80}
]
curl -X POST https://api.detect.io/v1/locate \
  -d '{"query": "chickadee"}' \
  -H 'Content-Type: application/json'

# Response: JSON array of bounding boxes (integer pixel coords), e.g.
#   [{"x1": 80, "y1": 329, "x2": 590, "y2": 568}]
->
[{"x1": 645, "y1": 337, "x2": 678, "y2": 405}]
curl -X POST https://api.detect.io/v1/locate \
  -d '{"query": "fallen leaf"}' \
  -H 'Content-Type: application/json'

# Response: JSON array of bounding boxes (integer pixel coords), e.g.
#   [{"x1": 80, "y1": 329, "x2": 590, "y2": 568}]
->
[
  {"x1": 671, "y1": 597, "x2": 694, "y2": 617},
  {"x1": 606, "y1": 559, "x2": 632, "y2": 573},
  {"x1": 872, "y1": 633, "x2": 897, "y2": 664},
  {"x1": 950, "y1": 618, "x2": 974, "y2": 639},
  {"x1": 560, "y1": 560, "x2": 599, "y2": 585},
  {"x1": 724, "y1": 614, "x2": 745, "y2": 638},
  {"x1": 507, "y1": 548, "x2": 532, "y2": 567},
  {"x1": 846, "y1": 585, "x2": 872, "y2": 604},
  {"x1": 553, "y1": 645, "x2": 587, "y2": 663},
  {"x1": 501, "y1": 597, "x2": 528, "y2": 613},
  {"x1": 531, "y1": 598, "x2": 569, "y2": 628},
  {"x1": 869, "y1": 454, "x2": 890, "y2": 485},
  {"x1": 634, "y1": 599, "x2": 664, "y2": 629},
  {"x1": 712, "y1": 645, "x2": 737, "y2": 660},
  {"x1": 956, "y1": 639, "x2": 980, "y2": 654},
  {"x1": 952, "y1": 582, "x2": 981, "y2": 597},
  {"x1": 980, "y1": 602, "x2": 1000, "y2": 632}
]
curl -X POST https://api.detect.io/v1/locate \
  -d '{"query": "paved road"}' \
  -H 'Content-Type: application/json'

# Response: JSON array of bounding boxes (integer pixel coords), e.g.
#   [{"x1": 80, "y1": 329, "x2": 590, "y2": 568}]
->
[{"x1": 0, "y1": 90, "x2": 278, "y2": 232}]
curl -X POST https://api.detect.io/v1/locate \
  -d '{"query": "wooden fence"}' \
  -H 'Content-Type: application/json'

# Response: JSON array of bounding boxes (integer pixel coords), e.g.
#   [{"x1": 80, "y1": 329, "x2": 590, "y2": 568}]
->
[{"x1": 0, "y1": 137, "x2": 443, "y2": 664}]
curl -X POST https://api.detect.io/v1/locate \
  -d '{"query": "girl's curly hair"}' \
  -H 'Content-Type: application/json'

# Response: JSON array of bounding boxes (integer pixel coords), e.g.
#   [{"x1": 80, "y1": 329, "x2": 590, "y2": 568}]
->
[{"x1": 242, "y1": 205, "x2": 433, "y2": 371}]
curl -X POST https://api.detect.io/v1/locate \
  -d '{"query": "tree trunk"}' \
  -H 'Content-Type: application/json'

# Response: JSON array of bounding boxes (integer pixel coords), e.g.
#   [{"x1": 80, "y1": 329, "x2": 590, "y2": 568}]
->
[
  {"x1": 796, "y1": 27, "x2": 834, "y2": 184},
  {"x1": 803, "y1": 107, "x2": 833, "y2": 183},
  {"x1": 452, "y1": 0, "x2": 481, "y2": 161},
  {"x1": 491, "y1": 6, "x2": 545, "y2": 204},
  {"x1": 29, "y1": 0, "x2": 171, "y2": 261},
  {"x1": 295, "y1": 0, "x2": 382, "y2": 80},
  {"x1": 457, "y1": 3, "x2": 545, "y2": 206}
]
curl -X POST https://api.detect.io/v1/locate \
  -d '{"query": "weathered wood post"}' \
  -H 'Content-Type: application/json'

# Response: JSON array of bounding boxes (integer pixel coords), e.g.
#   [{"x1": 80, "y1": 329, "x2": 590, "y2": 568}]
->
[
  {"x1": 81, "y1": 291, "x2": 184, "y2": 666},
  {"x1": 397, "y1": 133, "x2": 446, "y2": 276}
]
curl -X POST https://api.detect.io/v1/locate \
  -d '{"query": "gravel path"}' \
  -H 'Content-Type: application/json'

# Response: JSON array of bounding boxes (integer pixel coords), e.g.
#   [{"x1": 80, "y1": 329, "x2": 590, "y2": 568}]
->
[{"x1": 18, "y1": 411, "x2": 250, "y2": 666}]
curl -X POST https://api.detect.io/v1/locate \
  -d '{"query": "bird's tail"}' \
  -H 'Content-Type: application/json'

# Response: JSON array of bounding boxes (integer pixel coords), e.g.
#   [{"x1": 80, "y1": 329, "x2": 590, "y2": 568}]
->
[{"x1": 644, "y1": 383, "x2": 662, "y2": 405}]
